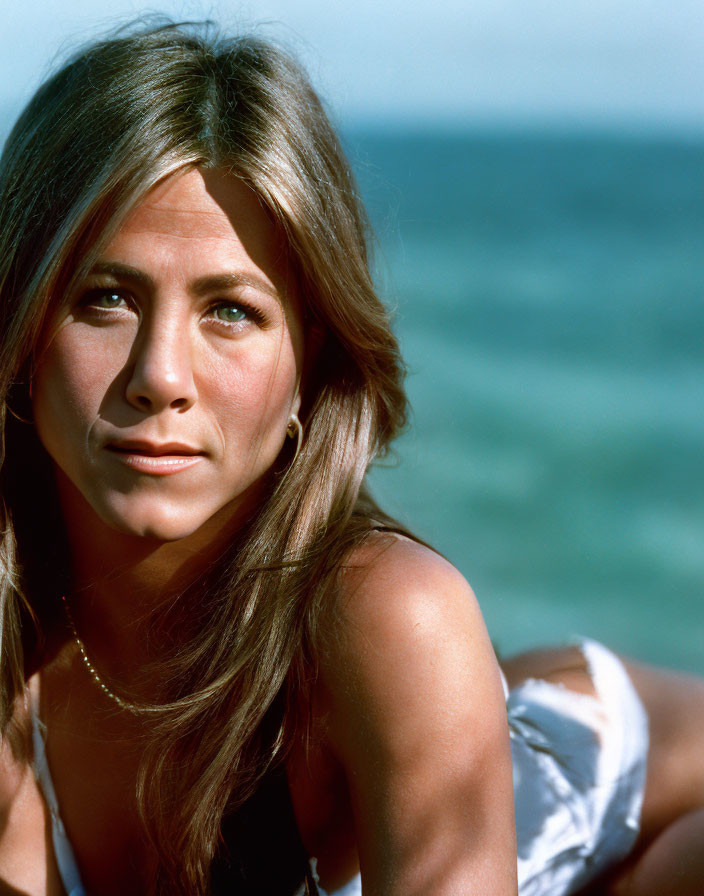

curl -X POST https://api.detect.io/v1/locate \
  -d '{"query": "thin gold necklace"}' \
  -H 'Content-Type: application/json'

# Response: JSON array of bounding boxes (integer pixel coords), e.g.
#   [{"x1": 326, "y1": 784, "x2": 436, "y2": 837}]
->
[{"x1": 61, "y1": 594, "x2": 142, "y2": 714}]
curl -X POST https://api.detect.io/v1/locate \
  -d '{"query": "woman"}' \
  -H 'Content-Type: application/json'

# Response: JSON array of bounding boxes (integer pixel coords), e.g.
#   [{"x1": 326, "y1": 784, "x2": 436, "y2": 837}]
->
[{"x1": 0, "y1": 21, "x2": 701, "y2": 896}]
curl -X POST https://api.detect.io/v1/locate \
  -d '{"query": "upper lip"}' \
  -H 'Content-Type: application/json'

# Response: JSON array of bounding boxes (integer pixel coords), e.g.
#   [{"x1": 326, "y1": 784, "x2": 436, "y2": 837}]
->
[{"x1": 106, "y1": 440, "x2": 205, "y2": 456}]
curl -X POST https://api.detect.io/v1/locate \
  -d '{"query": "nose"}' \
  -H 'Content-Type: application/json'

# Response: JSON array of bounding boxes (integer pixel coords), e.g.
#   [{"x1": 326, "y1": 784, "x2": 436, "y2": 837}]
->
[{"x1": 125, "y1": 314, "x2": 197, "y2": 413}]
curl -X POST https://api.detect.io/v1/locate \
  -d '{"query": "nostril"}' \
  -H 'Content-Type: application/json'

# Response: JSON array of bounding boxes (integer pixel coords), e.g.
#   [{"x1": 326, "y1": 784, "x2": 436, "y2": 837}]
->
[{"x1": 171, "y1": 397, "x2": 189, "y2": 409}]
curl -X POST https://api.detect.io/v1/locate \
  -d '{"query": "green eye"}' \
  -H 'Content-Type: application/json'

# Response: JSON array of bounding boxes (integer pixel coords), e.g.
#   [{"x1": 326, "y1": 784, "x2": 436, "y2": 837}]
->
[
  {"x1": 88, "y1": 291, "x2": 126, "y2": 308},
  {"x1": 213, "y1": 305, "x2": 247, "y2": 323},
  {"x1": 97, "y1": 292, "x2": 124, "y2": 307}
]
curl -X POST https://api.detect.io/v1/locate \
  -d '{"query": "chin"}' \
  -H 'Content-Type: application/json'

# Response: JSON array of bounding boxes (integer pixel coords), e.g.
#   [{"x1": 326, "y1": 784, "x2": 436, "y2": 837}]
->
[{"x1": 98, "y1": 499, "x2": 219, "y2": 543}]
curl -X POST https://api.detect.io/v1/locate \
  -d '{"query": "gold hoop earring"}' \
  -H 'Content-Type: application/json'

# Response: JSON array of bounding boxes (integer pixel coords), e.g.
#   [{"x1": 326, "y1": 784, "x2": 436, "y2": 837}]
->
[
  {"x1": 6, "y1": 403, "x2": 33, "y2": 425},
  {"x1": 6, "y1": 378, "x2": 34, "y2": 425},
  {"x1": 286, "y1": 414, "x2": 303, "y2": 464}
]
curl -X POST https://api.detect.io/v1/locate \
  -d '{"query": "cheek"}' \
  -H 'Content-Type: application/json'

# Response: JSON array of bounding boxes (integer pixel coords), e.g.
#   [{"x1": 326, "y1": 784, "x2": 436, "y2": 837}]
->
[
  {"x1": 33, "y1": 332, "x2": 117, "y2": 447},
  {"x1": 204, "y1": 342, "x2": 299, "y2": 449}
]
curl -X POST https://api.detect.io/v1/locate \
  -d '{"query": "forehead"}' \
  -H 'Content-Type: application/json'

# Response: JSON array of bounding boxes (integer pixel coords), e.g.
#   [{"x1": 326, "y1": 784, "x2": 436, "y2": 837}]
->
[{"x1": 110, "y1": 167, "x2": 288, "y2": 282}]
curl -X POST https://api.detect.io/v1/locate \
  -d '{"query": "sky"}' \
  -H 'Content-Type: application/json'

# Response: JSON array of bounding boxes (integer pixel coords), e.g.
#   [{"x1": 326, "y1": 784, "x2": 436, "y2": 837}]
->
[{"x1": 2, "y1": 0, "x2": 704, "y2": 134}]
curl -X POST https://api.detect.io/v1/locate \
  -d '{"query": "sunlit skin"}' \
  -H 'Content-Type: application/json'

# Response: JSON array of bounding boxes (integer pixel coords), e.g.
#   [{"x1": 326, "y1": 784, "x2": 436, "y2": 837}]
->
[{"x1": 32, "y1": 166, "x2": 304, "y2": 547}]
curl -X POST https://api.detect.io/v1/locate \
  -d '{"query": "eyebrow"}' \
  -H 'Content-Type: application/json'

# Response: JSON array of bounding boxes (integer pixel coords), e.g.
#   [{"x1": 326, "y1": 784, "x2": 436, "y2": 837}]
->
[{"x1": 87, "y1": 261, "x2": 282, "y2": 302}]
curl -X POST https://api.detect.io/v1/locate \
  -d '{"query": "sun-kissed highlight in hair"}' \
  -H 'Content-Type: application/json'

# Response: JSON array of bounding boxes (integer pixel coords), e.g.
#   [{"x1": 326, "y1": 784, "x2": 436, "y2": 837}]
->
[{"x1": 0, "y1": 21, "x2": 408, "y2": 895}]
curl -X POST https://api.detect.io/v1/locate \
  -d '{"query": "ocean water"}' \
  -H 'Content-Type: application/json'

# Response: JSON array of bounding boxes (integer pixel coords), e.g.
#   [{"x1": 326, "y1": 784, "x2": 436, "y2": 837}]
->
[{"x1": 349, "y1": 129, "x2": 704, "y2": 675}]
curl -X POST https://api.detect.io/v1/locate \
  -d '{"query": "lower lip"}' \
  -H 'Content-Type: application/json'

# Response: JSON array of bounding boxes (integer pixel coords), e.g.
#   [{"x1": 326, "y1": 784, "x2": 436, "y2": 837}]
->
[{"x1": 108, "y1": 451, "x2": 204, "y2": 476}]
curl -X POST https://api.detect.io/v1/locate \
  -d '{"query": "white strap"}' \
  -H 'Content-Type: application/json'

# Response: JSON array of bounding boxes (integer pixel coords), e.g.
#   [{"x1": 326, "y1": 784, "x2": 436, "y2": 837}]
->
[{"x1": 29, "y1": 680, "x2": 87, "y2": 896}]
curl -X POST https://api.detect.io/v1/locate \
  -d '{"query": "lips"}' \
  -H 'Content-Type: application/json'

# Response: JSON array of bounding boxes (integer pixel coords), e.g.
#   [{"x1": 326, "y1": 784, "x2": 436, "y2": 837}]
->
[
  {"x1": 107, "y1": 440, "x2": 204, "y2": 457},
  {"x1": 105, "y1": 440, "x2": 206, "y2": 475}
]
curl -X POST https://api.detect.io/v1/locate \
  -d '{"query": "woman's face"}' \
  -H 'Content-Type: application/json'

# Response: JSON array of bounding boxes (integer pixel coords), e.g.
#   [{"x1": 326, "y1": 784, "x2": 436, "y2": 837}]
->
[{"x1": 32, "y1": 167, "x2": 304, "y2": 542}]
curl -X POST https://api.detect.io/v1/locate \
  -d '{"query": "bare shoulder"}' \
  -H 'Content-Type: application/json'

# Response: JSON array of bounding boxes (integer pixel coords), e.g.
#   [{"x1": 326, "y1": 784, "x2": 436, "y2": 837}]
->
[
  {"x1": 320, "y1": 532, "x2": 505, "y2": 764},
  {"x1": 336, "y1": 532, "x2": 486, "y2": 642},
  {"x1": 327, "y1": 533, "x2": 493, "y2": 680}
]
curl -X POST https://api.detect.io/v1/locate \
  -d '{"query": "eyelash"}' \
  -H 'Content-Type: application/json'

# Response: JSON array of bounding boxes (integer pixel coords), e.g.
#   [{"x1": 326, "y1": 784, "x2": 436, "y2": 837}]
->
[{"x1": 77, "y1": 289, "x2": 266, "y2": 330}]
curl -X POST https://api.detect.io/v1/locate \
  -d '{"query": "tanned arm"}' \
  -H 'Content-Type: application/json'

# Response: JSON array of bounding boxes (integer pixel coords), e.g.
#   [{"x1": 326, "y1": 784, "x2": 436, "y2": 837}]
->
[{"x1": 319, "y1": 536, "x2": 517, "y2": 896}]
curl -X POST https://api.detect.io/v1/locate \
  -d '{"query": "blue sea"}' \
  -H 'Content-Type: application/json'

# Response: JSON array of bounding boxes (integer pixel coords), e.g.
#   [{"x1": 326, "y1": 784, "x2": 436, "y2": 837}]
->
[{"x1": 348, "y1": 128, "x2": 704, "y2": 675}]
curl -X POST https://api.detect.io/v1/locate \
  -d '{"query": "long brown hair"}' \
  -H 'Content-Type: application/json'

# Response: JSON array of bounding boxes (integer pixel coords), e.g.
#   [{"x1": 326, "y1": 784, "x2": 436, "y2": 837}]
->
[{"x1": 0, "y1": 20, "x2": 408, "y2": 894}]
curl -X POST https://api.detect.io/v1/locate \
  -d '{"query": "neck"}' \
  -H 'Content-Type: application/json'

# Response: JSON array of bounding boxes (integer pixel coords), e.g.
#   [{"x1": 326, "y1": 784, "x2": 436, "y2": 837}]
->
[{"x1": 54, "y1": 476, "x2": 254, "y2": 695}]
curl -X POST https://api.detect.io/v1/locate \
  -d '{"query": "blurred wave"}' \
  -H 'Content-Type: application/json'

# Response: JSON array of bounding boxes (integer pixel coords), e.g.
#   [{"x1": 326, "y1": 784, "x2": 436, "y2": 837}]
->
[{"x1": 353, "y1": 128, "x2": 704, "y2": 674}]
